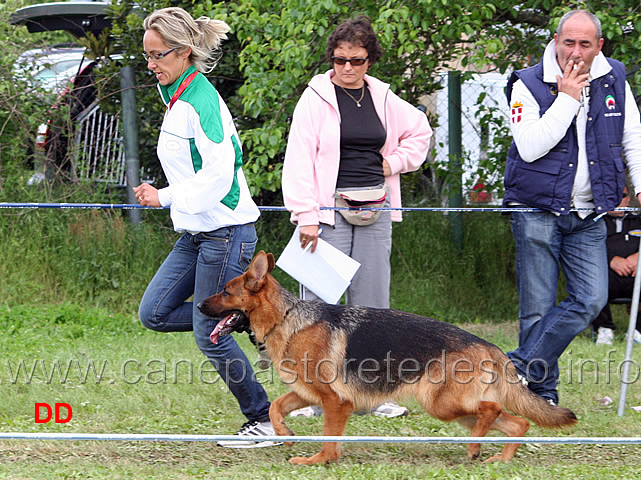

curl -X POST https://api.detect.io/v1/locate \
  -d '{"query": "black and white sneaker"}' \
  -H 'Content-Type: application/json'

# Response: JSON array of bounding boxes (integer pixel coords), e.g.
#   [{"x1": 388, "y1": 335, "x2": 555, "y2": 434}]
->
[{"x1": 217, "y1": 421, "x2": 282, "y2": 448}]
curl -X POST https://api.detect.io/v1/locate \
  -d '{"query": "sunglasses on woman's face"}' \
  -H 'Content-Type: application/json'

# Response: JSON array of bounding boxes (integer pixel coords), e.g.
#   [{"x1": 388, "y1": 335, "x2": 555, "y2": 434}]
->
[{"x1": 332, "y1": 56, "x2": 369, "y2": 66}]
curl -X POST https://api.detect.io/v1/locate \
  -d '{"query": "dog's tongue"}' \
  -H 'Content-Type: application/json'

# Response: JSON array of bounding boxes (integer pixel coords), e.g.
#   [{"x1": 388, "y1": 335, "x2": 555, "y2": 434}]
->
[
  {"x1": 209, "y1": 314, "x2": 234, "y2": 344},
  {"x1": 209, "y1": 324, "x2": 222, "y2": 345}
]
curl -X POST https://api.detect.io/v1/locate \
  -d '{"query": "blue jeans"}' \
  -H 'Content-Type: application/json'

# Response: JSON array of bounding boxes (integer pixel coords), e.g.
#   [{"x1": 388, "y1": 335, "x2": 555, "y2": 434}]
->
[
  {"x1": 138, "y1": 223, "x2": 271, "y2": 423},
  {"x1": 507, "y1": 212, "x2": 607, "y2": 403}
]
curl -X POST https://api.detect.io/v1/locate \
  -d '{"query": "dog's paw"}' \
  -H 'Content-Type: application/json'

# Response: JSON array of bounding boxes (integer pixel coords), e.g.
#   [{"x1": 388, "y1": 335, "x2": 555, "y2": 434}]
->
[
  {"x1": 483, "y1": 454, "x2": 510, "y2": 463},
  {"x1": 289, "y1": 456, "x2": 315, "y2": 465},
  {"x1": 466, "y1": 443, "x2": 481, "y2": 460},
  {"x1": 289, "y1": 452, "x2": 337, "y2": 465},
  {"x1": 274, "y1": 425, "x2": 295, "y2": 437},
  {"x1": 273, "y1": 424, "x2": 295, "y2": 446}
]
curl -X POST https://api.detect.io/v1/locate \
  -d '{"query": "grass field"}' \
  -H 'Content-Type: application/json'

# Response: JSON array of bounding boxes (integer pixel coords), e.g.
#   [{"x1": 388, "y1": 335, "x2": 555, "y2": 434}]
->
[
  {"x1": 1, "y1": 186, "x2": 640, "y2": 478},
  {"x1": 0, "y1": 303, "x2": 640, "y2": 479}
]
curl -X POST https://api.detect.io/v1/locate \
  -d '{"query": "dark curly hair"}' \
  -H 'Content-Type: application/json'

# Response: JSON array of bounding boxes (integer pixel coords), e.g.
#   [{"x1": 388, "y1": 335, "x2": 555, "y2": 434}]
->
[{"x1": 325, "y1": 16, "x2": 382, "y2": 66}]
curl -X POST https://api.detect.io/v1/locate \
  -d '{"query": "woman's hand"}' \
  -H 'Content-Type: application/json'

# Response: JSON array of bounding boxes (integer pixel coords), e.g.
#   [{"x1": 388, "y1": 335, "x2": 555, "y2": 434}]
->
[
  {"x1": 299, "y1": 225, "x2": 321, "y2": 253},
  {"x1": 382, "y1": 158, "x2": 391, "y2": 176},
  {"x1": 133, "y1": 183, "x2": 161, "y2": 207}
]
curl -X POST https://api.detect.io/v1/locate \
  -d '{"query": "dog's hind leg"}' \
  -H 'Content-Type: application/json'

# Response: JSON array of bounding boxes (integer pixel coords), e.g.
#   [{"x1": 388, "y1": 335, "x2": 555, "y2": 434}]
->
[
  {"x1": 482, "y1": 411, "x2": 530, "y2": 463},
  {"x1": 288, "y1": 394, "x2": 353, "y2": 465},
  {"x1": 269, "y1": 391, "x2": 309, "y2": 445},
  {"x1": 455, "y1": 401, "x2": 503, "y2": 461}
]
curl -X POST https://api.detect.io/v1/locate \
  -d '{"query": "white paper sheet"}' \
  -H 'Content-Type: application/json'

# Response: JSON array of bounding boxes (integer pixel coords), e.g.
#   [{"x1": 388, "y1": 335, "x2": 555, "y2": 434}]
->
[{"x1": 276, "y1": 227, "x2": 360, "y2": 304}]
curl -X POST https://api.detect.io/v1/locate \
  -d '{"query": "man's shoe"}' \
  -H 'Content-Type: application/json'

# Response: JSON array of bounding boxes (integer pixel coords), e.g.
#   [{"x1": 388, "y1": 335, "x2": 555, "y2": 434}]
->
[
  {"x1": 596, "y1": 327, "x2": 614, "y2": 345},
  {"x1": 217, "y1": 421, "x2": 282, "y2": 448},
  {"x1": 634, "y1": 329, "x2": 641, "y2": 344},
  {"x1": 371, "y1": 402, "x2": 409, "y2": 418}
]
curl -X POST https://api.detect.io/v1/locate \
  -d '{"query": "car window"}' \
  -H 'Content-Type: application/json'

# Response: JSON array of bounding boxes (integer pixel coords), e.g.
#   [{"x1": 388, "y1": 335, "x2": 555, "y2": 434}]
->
[
  {"x1": 35, "y1": 59, "x2": 82, "y2": 84},
  {"x1": 16, "y1": 47, "x2": 86, "y2": 93}
]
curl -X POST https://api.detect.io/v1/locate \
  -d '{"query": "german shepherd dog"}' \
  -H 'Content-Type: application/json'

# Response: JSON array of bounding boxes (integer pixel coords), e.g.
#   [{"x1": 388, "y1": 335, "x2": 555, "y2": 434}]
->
[{"x1": 198, "y1": 251, "x2": 577, "y2": 465}]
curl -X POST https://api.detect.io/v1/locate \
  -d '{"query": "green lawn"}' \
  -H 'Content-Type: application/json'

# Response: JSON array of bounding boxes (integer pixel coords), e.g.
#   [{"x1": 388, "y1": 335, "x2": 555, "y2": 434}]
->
[{"x1": 0, "y1": 304, "x2": 640, "y2": 479}]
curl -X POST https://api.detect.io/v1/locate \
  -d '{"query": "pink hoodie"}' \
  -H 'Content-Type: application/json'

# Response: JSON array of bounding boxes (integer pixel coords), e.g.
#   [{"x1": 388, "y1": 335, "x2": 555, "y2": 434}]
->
[{"x1": 282, "y1": 70, "x2": 432, "y2": 224}]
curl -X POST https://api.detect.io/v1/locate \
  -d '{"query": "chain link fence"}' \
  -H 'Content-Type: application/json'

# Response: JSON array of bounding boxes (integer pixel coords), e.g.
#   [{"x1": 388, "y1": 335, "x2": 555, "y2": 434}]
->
[{"x1": 424, "y1": 71, "x2": 511, "y2": 205}]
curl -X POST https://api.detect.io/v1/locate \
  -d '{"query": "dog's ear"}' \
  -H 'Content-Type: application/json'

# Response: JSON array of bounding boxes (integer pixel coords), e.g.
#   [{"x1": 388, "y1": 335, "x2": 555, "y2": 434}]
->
[
  {"x1": 266, "y1": 252, "x2": 275, "y2": 272},
  {"x1": 245, "y1": 251, "x2": 270, "y2": 291}
]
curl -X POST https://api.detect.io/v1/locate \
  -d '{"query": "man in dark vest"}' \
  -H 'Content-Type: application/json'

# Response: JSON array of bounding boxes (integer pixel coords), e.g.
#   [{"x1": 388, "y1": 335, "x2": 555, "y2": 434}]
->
[{"x1": 504, "y1": 9, "x2": 641, "y2": 405}]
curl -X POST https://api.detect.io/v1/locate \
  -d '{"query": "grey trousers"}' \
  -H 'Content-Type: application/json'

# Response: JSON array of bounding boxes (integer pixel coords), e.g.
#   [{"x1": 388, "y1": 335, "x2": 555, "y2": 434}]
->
[{"x1": 300, "y1": 207, "x2": 392, "y2": 308}]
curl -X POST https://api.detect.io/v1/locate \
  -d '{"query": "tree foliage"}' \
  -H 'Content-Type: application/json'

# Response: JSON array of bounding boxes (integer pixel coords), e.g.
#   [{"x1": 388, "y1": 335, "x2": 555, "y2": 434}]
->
[
  {"x1": 202, "y1": 0, "x2": 641, "y2": 200},
  {"x1": 6, "y1": 1, "x2": 641, "y2": 202}
]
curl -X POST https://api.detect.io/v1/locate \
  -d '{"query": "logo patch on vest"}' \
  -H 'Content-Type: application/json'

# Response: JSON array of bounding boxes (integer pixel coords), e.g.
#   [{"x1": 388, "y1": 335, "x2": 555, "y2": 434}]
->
[
  {"x1": 511, "y1": 101, "x2": 523, "y2": 124},
  {"x1": 605, "y1": 95, "x2": 616, "y2": 110}
]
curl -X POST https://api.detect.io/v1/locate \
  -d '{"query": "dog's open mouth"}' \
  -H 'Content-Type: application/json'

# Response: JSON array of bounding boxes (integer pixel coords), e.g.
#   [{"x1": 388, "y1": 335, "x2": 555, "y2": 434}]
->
[{"x1": 209, "y1": 311, "x2": 248, "y2": 344}]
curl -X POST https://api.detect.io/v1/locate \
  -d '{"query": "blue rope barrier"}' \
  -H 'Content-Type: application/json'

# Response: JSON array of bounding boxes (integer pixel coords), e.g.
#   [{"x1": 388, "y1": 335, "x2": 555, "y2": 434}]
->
[
  {"x1": 2, "y1": 202, "x2": 639, "y2": 213},
  {"x1": 0, "y1": 202, "x2": 165, "y2": 210},
  {"x1": 1, "y1": 432, "x2": 641, "y2": 445}
]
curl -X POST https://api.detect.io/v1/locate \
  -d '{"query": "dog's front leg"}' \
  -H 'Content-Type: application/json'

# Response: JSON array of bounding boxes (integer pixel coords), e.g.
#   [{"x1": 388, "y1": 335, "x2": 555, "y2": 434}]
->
[
  {"x1": 289, "y1": 395, "x2": 353, "y2": 465},
  {"x1": 269, "y1": 391, "x2": 309, "y2": 445}
]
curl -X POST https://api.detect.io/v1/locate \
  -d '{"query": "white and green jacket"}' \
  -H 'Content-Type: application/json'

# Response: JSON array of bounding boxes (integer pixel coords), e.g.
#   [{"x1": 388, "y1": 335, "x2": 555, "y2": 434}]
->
[{"x1": 156, "y1": 66, "x2": 259, "y2": 233}]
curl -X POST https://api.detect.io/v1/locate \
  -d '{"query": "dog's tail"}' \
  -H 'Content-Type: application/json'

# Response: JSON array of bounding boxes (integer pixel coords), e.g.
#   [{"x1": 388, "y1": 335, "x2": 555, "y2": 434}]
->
[{"x1": 499, "y1": 357, "x2": 577, "y2": 429}]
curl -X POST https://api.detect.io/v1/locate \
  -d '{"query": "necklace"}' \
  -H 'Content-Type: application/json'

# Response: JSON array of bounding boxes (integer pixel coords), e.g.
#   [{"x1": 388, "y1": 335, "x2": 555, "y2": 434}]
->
[{"x1": 339, "y1": 84, "x2": 365, "y2": 107}]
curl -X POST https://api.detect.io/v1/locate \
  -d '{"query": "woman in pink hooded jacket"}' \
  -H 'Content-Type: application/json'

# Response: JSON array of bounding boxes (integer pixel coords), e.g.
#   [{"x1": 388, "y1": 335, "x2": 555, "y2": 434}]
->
[
  {"x1": 282, "y1": 16, "x2": 432, "y2": 419},
  {"x1": 282, "y1": 16, "x2": 432, "y2": 309}
]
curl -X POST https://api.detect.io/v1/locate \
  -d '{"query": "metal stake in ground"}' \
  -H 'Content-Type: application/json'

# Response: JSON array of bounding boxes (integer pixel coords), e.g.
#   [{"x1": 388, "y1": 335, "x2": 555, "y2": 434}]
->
[{"x1": 617, "y1": 229, "x2": 641, "y2": 416}]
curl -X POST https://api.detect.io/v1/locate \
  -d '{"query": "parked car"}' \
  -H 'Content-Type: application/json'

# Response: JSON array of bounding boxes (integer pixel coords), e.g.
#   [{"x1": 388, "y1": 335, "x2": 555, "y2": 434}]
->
[
  {"x1": 10, "y1": 1, "x2": 127, "y2": 187},
  {"x1": 16, "y1": 44, "x2": 87, "y2": 94}
]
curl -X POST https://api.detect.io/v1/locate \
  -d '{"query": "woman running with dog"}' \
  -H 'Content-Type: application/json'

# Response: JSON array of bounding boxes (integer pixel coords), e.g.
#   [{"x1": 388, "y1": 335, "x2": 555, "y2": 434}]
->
[
  {"x1": 282, "y1": 16, "x2": 432, "y2": 418},
  {"x1": 134, "y1": 7, "x2": 278, "y2": 448}
]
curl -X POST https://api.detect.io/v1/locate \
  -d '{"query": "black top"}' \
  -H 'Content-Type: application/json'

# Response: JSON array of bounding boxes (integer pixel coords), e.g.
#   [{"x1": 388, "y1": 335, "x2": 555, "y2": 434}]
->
[
  {"x1": 605, "y1": 213, "x2": 641, "y2": 263},
  {"x1": 334, "y1": 83, "x2": 386, "y2": 189}
]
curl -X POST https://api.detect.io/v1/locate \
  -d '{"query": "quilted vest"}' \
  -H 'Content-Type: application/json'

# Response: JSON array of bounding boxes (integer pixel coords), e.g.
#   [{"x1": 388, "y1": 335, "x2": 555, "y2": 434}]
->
[{"x1": 503, "y1": 58, "x2": 627, "y2": 214}]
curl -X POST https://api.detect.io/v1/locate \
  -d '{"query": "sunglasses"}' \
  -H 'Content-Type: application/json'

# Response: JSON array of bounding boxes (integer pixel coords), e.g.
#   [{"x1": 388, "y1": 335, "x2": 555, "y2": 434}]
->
[
  {"x1": 142, "y1": 48, "x2": 177, "y2": 61},
  {"x1": 331, "y1": 56, "x2": 369, "y2": 66}
]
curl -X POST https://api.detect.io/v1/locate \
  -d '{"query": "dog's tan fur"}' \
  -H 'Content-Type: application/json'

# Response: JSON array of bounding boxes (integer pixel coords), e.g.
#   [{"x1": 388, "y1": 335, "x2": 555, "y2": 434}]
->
[{"x1": 199, "y1": 251, "x2": 577, "y2": 465}]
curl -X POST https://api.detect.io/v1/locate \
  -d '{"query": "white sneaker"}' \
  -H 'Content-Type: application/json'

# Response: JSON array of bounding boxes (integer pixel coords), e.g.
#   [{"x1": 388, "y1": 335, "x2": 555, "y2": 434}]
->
[
  {"x1": 217, "y1": 421, "x2": 282, "y2": 448},
  {"x1": 371, "y1": 402, "x2": 409, "y2": 418},
  {"x1": 596, "y1": 327, "x2": 614, "y2": 345},
  {"x1": 516, "y1": 373, "x2": 529, "y2": 387},
  {"x1": 634, "y1": 329, "x2": 641, "y2": 344},
  {"x1": 289, "y1": 406, "x2": 323, "y2": 418}
]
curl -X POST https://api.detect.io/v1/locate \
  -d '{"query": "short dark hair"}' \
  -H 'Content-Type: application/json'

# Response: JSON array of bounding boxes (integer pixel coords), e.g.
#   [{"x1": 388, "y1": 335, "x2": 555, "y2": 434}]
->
[{"x1": 326, "y1": 16, "x2": 382, "y2": 66}]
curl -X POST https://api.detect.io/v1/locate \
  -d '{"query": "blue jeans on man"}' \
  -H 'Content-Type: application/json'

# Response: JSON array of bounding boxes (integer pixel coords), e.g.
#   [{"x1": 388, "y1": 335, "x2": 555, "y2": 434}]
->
[
  {"x1": 507, "y1": 211, "x2": 608, "y2": 404},
  {"x1": 138, "y1": 223, "x2": 271, "y2": 422}
]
